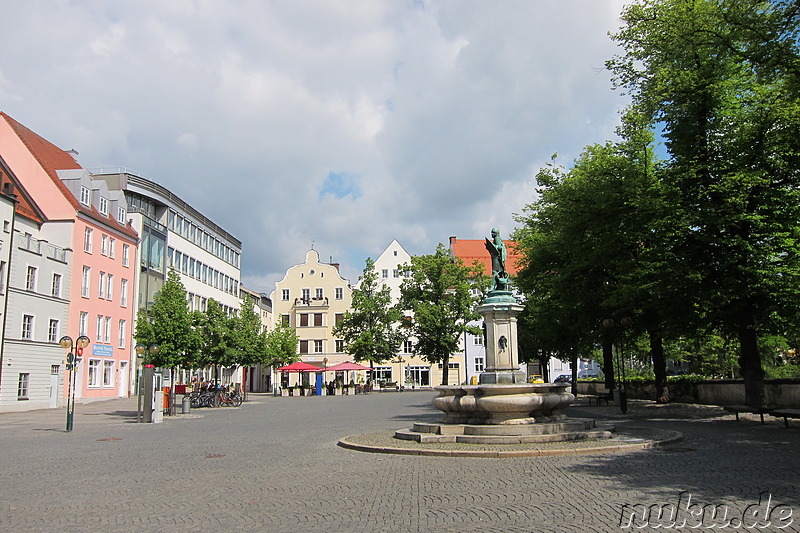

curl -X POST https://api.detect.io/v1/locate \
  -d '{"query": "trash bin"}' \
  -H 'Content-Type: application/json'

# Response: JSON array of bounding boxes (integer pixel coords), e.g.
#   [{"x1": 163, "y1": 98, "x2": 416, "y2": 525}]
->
[{"x1": 182, "y1": 395, "x2": 191, "y2": 414}]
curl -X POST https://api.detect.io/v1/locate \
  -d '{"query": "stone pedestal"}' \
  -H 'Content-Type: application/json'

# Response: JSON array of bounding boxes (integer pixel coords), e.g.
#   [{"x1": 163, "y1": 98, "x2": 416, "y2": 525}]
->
[{"x1": 477, "y1": 295, "x2": 526, "y2": 385}]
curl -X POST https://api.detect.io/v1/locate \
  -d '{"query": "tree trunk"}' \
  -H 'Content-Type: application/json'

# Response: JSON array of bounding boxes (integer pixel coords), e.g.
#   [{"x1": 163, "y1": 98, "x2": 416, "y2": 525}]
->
[
  {"x1": 441, "y1": 354, "x2": 450, "y2": 386},
  {"x1": 649, "y1": 330, "x2": 669, "y2": 403},
  {"x1": 737, "y1": 301, "x2": 765, "y2": 408},
  {"x1": 602, "y1": 340, "x2": 616, "y2": 391},
  {"x1": 539, "y1": 349, "x2": 550, "y2": 382}
]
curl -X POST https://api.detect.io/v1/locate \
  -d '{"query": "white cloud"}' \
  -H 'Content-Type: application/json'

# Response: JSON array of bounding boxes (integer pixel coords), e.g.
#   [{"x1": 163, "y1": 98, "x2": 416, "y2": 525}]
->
[{"x1": 0, "y1": 0, "x2": 630, "y2": 291}]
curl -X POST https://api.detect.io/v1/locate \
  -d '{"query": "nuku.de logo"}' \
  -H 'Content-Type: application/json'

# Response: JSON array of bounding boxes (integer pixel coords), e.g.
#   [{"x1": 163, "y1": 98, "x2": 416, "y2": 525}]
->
[{"x1": 619, "y1": 491, "x2": 794, "y2": 529}]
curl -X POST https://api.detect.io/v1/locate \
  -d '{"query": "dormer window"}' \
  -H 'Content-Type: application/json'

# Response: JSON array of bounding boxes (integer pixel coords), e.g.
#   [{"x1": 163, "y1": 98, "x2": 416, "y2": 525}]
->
[
  {"x1": 117, "y1": 206, "x2": 126, "y2": 224},
  {"x1": 99, "y1": 197, "x2": 109, "y2": 216},
  {"x1": 80, "y1": 186, "x2": 90, "y2": 206}
]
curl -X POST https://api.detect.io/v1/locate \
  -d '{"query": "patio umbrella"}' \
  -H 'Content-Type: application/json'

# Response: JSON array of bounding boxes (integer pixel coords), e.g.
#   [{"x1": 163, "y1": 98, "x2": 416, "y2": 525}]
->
[
  {"x1": 325, "y1": 361, "x2": 371, "y2": 372},
  {"x1": 276, "y1": 361, "x2": 322, "y2": 372}
]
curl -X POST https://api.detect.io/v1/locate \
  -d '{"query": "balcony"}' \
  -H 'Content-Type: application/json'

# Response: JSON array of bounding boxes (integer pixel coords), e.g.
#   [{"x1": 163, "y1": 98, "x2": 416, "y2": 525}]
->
[{"x1": 294, "y1": 297, "x2": 329, "y2": 309}]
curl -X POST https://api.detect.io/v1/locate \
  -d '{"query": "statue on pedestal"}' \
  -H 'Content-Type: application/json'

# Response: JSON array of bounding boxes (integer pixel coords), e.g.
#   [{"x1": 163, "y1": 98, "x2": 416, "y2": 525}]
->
[{"x1": 485, "y1": 228, "x2": 509, "y2": 292}]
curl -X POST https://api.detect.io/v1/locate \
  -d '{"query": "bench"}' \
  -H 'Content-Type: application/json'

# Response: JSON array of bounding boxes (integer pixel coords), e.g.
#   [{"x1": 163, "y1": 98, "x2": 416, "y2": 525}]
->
[
  {"x1": 770, "y1": 409, "x2": 800, "y2": 428},
  {"x1": 381, "y1": 382, "x2": 399, "y2": 392},
  {"x1": 724, "y1": 405, "x2": 770, "y2": 424},
  {"x1": 587, "y1": 392, "x2": 613, "y2": 406}
]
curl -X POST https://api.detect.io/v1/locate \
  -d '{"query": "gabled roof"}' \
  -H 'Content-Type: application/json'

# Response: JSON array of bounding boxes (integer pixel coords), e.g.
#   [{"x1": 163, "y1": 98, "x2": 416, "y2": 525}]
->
[
  {"x1": 449, "y1": 236, "x2": 523, "y2": 277},
  {"x1": 0, "y1": 112, "x2": 137, "y2": 239},
  {"x1": 0, "y1": 154, "x2": 46, "y2": 225}
]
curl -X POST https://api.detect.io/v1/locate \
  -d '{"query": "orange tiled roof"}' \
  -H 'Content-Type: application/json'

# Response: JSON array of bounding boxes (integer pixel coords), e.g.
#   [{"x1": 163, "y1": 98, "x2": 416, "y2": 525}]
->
[
  {"x1": 449, "y1": 236, "x2": 522, "y2": 276},
  {"x1": 1, "y1": 112, "x2": 137, "y2": 239},
  {"x1": 0, "y1": 155, "x2": 46, "y2": 225}
]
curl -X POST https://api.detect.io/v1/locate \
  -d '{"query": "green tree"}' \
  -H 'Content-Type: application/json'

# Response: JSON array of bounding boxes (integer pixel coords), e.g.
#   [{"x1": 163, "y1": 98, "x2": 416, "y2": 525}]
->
[
  {"x1": 333, "y1": 258, "x2": 405, "y2": 371},
  {"x1": 398, "y1": 243, "x2": 483, "y2": 385},
  {"x1": 608, "y1": 0, "x2": 800, "y2": 407},
  {"x1": 134, "y1": 269, "x2": 194, "y2": 369},
  {"x1": 228, "y1": 297, "x2": 269, "y2": 392},
  {"x1": 264, "y1": 322, "x2": 299, "y2": 368},
  {"x1": 198, "y1": 299, "x2": 235, "y2": 383}
]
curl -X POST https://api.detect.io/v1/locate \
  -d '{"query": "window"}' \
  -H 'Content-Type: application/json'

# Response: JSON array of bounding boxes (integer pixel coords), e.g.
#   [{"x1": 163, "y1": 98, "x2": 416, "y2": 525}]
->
[
  {"x1": 103, "y1": 361, "x2": 114, "y2": 387},
  {"x1": 80, "y1": 186, "x2": 90, "y2": 206},
  {"x1": 282, "y1": 288, "x2": 290, "y2": 301},
  {"x1": 106, "y1": 274, "x2": 113, "y2": 301},
  {"x1": 109, "y1": 238, "x2": 116, "y2": 259},
  {"x1": 117, "y1": 206, "x2": 126, "y2": 224},
  {"x1": 52, "y1": 273, "x2": 62, "y2": 297},
  {"x1": 315, "y1": 288, "x2": 323, "y2": 300},
  {"x1": 99, "y1": 196, "x2": 109, "y2": 216},
  {"x1": 122, "y1": 244, "x2": 130, "y2": 267},
  {"x1": 301, "y1": 288, "x2": 310, "y2": 302},
  {"x1": 98, "y1": 272, "x2": 106, "y2": 299},
  {"x1": 88, "y1": 360, "x2": 100, "y2": 387},
  {"x1": 120, "y1": 279, "x2": 128, "y2": 307},
  {"x1": 393, "y1": 269, "x2": 399, "y2": 278},
  {"x1": 300, "y1": 314, "x2": 309, "y2": 327},
  {"x1": 335, "y1": 313, "x2": 343, "y2": 326},
  {"x1": 335, "y1": 340, "x2": 344, "y2": 353},
  {"x1": 96, "y1": 315, "x2": 103, "y2": 342},
  {"x1": 79, "y1": 312, "x2": 88, "y2": 337},
  {"x1": 17, "y1": 373, "x2": 29, "y2": 400},
  {"x1": 0, "y1": 261, "x2": 6, "y2": 293},
  {"x1": 335, "y1": 287, "x2": 343, "y2": 300},
  {"x1": 281, "y1": 314, "x2": 290, "y2": 326},
  {"x1": 314, "y1": 313, "x2": 323, "y2": 327},
  {"x1": 101, "y1": 234, "x2": 108, "y2": 255},
  {"x1": 104, "y1": 316, "x2": 111, "y2": 343},
  {"x1": 474, "y1": 334, "x2": 484, "y2": 346},
  {"x1": 84, "y1": 227, "x2": 93, "y2": 253},
  {"x1": 403, "y1": 340, "x2": 414, "y2": 353},
  {"x1": 48, "y1": 319, "x2": 59, "y2": 342},
  {"x1": 314, "y1": 340, "x2": 323, "y2": 353},
  {"x1": 382, "y1": 269, "x2": 389, "y2": 278},
  {"x1": 81, "y1": 266, "x2": 90, "y2": 297},
  {"x1": 299, "y1": 340, "x2": 309, "y2": 354},
  {"x1": 118, "y1": 319, "x2": 126, "y2": 348},
  {"x1": 21, "y1": 315, "x2": 34, "y2": 340},
  {"x1": 474, "y1": 357, "x2": 485, "y2": 373},
  {"x1": 25, "y1": 266, "x2": 37, "y2": 291}
]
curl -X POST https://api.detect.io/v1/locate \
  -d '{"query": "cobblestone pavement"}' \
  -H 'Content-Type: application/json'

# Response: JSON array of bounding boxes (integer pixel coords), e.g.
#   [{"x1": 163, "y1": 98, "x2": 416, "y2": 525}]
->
[{"x1": 0, "y1": 392, "x2": 798, "y2": 532}]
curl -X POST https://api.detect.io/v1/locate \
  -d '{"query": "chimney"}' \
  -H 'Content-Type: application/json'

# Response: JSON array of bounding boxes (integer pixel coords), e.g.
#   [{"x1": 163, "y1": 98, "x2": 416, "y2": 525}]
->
[{"x1": 66, "y1": 149, "x2": 79, "y2": 163}]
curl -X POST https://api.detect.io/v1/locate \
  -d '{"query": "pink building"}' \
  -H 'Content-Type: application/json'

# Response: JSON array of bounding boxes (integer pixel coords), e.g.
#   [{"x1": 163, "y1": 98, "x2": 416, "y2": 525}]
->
[{"x1": 0, "y1": 113, "x2": 139, "y2": 402}]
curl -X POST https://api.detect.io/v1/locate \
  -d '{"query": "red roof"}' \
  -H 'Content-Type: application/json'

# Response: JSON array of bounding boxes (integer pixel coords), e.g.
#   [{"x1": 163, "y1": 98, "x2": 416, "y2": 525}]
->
[
  {"x1": 1, "y1": 112, "x2": 137, "y2": 239},
  {"x1": 449, "y1": 236, "x2": 522, "y2": 277}
]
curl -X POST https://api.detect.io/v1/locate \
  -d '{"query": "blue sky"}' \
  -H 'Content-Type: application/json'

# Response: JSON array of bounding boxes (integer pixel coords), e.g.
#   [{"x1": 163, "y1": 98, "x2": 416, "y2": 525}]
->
[{"x1": 0, "y1": 0, "x2": 629, "y2": 291}]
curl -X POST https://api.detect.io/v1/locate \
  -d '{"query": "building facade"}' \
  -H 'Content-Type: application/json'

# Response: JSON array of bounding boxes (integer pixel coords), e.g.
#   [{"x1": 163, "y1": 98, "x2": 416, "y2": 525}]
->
[
  {"x1": 270, "y1": 249, "x2": 353, "y2": 388},
  {"x1": 239, "y1": 285, "x2": 272, "y2": 392},
  {"x1": 0, "y1": 113, "x2": 139, "y2": 408}
]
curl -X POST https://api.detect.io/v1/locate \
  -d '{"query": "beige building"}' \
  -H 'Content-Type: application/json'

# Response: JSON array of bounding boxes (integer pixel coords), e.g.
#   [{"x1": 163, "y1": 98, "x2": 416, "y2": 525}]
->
[{"x1": 270, "y1": 249, "x2": 353, "y2": 387}]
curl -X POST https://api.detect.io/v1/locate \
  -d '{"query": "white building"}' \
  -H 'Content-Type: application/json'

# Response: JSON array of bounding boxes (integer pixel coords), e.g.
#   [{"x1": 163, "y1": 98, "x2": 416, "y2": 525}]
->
[{"x1": 0, "y1": 157, "x2": 72, "y2": 411}]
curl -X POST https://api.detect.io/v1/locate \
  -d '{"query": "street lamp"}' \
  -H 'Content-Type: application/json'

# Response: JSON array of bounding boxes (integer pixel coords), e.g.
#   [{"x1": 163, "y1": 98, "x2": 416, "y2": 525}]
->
[
  {"x1": 135, "y1": 343, "x2": 159, "y2": 423},
  {"x1": 60, "y1": 335, "x2": 90, "y2": 432},
  {"x1": 602, "y1": 317, "x2": 631, "y2": 414}
]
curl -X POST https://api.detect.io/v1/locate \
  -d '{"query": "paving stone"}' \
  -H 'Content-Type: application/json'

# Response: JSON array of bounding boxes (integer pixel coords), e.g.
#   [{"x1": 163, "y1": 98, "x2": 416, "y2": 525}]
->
[{"x1": 0, "y1": 393, "x2": 798, "y2": 532}]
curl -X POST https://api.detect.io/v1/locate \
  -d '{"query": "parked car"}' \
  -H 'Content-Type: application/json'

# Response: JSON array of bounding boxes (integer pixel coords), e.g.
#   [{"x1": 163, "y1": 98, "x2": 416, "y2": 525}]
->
[{"x1": 554, "y1": 374, "x2": 572, "y2": 383}]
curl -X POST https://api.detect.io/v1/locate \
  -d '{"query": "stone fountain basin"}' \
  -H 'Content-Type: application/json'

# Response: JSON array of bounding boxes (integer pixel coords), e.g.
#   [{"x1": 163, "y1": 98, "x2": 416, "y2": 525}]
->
[{"x1": 432, "y1": 383, "x2": 575, "y2": 425}]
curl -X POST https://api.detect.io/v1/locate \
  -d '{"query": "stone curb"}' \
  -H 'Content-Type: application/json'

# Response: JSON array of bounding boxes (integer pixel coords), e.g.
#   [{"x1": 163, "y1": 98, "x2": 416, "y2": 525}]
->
[{"x1": 337, "y1": 426, "x2": 684, "y2": 458}]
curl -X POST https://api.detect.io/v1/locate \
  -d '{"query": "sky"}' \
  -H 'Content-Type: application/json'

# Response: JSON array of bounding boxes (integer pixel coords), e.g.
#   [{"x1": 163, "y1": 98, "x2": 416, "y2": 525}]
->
[{"x1": 0, "y1": 0, "x2": 630, "y2": 293}]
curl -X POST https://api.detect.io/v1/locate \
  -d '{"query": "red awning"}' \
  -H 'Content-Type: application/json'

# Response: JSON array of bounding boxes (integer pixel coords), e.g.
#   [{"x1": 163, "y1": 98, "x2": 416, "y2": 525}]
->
[
  {"x1": 325, "y1": 361, "x2": 371, "y2": 372},
  {"x1": 276, "y1": 362, "x2": 322, "y2": 372}
]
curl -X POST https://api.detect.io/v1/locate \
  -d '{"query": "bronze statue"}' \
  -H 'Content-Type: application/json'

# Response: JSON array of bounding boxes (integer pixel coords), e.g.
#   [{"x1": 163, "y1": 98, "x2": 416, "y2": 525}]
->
[{"x1": 485, "y1": 228, "x2": 509, "y2": 292}]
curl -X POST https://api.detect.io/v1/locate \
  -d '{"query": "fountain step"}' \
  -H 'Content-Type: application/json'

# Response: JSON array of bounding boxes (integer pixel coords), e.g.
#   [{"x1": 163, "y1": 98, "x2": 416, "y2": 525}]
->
[
  {"x1": 394, "y1": 427, "x2": 615, "y2": 444},
  {"x1": 411, "y1": 418, "x2": 598, "y2": 436}
]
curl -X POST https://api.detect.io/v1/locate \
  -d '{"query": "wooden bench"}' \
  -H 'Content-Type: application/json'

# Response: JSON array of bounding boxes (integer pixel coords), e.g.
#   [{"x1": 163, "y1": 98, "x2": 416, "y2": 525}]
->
[
  {"x1": 770, "y1": 409, "x2": 800, "y2": 428},
  {"x1": 724, "y1": 405, "x2": 770, "y2": 424},
  {"x1": 381, "y1": 382, "x2": 399, "y2": 392},
  {"x1": 587, "y1": 392, "x2": 613, "y2": 406}
]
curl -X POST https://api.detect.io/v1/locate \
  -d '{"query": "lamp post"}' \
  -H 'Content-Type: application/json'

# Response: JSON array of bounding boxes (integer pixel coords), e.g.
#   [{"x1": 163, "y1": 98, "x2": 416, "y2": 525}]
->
[
  {"x1": 135, "y1": 343, "x2": 160, "y2": 423},
  {"x1": 602, "y1": 317, "x2": 631, "y2": 414},
  {"x1": 60, "y1": 335, "x2": 90, "y2": 432}
]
